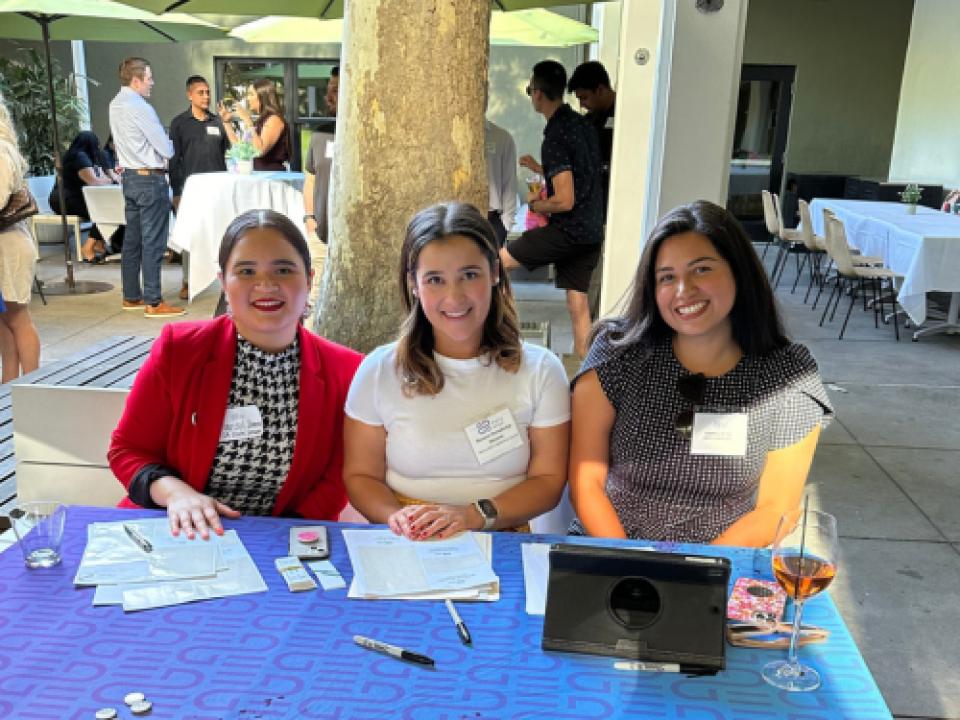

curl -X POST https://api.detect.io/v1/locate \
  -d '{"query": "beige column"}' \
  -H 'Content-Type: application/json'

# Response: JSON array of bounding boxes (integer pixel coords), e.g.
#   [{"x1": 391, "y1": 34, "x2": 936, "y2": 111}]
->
[{"x1": 314, "y1": 0, "x2": 490, "y2": 351}]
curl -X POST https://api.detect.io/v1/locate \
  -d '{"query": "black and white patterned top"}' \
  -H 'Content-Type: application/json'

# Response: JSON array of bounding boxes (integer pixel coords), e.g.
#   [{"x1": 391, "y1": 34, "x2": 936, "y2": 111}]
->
[
  {"x1": 571, "y1": 332, "x2": 833, "y2": 543},
  {"x1": 206, "y1": 335, "x2": 300, "y2": 515}
]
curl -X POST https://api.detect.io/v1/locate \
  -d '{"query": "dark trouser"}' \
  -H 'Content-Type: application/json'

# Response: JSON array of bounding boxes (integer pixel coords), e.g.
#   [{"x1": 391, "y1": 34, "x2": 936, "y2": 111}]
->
[
  {"x1": 121, "y1": 172, "x2": 170, "y2": 305},
  {"x1": 487, "y1": 210, "x2": 508, "y2": 247}
]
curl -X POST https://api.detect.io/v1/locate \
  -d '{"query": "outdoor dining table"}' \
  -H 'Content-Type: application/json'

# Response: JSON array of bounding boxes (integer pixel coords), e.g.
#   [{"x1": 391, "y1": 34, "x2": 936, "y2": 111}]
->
[
  {"x1": 168, "y1": 170, "x2": 306, "y2": 301},
  {"x1": 0, "y1": 505, "x2": 892, "y2": 719},
  {"x1": 809, "y1": 198, "x2": 960, "y2": 339}
]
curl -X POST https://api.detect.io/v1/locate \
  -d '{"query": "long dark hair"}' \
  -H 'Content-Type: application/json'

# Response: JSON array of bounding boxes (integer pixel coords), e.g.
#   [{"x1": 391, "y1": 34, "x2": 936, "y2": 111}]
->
[
  {"x1": 219, "y1": 208, "x2": 311, "y2": 275},
  {"x1": 251, "y1": 79, "x2": 283, "y2": 119},
  {"x1": 65, "y1": 131, "x2": 101, "y2": 165},
  {"x1": 603, "y1": 200, "x2": 788, "y2": 357},
  {"x1": 396, "y1": 201, "x2": 521, "y2": 396}
]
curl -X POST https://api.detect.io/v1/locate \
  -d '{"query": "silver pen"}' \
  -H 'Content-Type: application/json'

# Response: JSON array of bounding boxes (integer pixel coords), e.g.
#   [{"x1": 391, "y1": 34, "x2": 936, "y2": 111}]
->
[
  {"x1": 444, "y1": 599, "x2": 472, "y2": 645},
  {"x1": 123, "y1": 523, "x2": 153, "y2": 553}
]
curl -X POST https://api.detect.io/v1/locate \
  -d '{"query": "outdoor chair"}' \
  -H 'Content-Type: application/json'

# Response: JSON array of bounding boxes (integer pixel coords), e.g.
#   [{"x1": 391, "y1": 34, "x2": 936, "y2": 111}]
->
[
  {"x1": 809, "y1": 208, "x2": 886, "y2": 311},
  {"x1": 27, "y1": 175, "x2": 88, "y2": 261},
  {"x1": 767, "y1": 191, "x2": 804, "y2": 290},
  {"x1": 818, "y1": 214, "x2": 902, "y2": 341}
]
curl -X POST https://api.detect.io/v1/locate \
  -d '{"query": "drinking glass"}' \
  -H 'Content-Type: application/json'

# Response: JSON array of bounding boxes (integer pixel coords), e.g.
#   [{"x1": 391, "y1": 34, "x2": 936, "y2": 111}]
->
[
  {"x1": 10, "y1": 501, "x2": 67, "y2": 569},
  {"x1": 761, "y1": 507, "x2": 838, "y2": 692},
  {"x1": 525, "y1": 173, "x2": 543, "y2": 196}
]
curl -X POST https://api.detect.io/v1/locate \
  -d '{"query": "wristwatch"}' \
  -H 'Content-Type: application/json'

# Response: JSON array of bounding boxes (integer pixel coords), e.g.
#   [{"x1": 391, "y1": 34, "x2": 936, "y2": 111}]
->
[
  {"x1": 303, "y1": 213, "x2": 316, "y2": 223},
  {"x1": 473, "y1": 499, "x2": 498, "y2": 531}
]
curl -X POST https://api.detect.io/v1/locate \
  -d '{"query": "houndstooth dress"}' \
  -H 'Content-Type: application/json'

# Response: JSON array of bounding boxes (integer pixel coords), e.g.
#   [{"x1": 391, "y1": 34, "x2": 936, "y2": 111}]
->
[
  {"x1": 205, "y1": 334, "x2": 300, "y2": 515},
  {"x1": 570, "y1": 332, "x2": 833, "y2": 543}
]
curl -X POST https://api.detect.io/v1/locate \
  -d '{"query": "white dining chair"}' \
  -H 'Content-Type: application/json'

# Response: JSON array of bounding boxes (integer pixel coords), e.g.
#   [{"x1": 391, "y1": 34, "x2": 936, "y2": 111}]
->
[{"x1": 27, "y1": 175, "x2": 87, "y2": 260}]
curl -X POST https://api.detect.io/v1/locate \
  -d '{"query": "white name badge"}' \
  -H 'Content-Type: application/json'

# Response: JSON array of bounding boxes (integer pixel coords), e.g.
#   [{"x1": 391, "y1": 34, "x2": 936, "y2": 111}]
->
[
  {"x1": 206, "y1": 126, "x2": 221, "y2": 136},
  {"x1": 219, "y1": 405, "x2": 263, "y2": 442},
  {"x1": 325, "y1": 140, "x2": 334, "y2": 159},
  {"x1": 605, "y1": 117, "x2": 615, "y2": 129},
  {"x1": 464, "y1": 407, "x2": 524, "y2": 465},
  {"x1": 690, "y1": 412, "x2": 748, "y2": 456}
]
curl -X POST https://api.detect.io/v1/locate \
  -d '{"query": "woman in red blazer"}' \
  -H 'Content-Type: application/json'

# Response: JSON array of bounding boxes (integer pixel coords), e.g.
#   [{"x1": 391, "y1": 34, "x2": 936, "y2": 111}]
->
[{"x1": 109, "y1": 209, "x2": 361, "y2": 539}]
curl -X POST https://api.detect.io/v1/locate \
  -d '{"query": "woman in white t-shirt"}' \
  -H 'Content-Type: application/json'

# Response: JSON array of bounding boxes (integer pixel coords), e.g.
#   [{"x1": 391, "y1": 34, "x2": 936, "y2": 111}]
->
[{"x1": 344, "y1": 201, "x2": 570, "y2": 540}]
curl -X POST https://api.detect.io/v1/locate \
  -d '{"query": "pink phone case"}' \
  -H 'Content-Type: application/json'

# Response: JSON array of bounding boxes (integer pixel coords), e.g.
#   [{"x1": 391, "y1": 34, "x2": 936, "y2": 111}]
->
[{"x1": 727, "y1": 577, "x2": 787, "y2": 625}]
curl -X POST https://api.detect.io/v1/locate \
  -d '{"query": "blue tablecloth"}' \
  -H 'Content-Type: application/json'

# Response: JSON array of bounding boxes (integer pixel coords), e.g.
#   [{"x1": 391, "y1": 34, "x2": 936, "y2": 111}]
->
[{"x1": 0, "y1": 506, "x2": 891, "y2": 719}]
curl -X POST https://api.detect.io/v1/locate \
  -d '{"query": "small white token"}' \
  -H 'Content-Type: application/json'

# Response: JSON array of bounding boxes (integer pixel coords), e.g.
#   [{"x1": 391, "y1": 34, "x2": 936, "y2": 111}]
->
[
  {"x1": 130, "y1": 700, "x2": 153, "y2": 715},
  {"x1": 123, "y1": 692, "x2": 145, "y2": 706},
  {"x1": 95, "y1": 709, "x2": 118, "y2": 720}
]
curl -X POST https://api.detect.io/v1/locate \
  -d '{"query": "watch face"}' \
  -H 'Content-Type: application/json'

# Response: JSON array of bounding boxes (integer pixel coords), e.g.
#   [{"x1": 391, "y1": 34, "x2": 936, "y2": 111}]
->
[{"x1": 477, "y1": 499, "x2": 497, "y2": 519}]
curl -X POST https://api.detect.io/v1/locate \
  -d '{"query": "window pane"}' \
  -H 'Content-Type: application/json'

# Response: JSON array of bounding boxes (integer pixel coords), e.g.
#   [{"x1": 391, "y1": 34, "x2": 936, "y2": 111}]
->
[{"x1": 296, "y1": 61, "x2": 338, "y2": 121}]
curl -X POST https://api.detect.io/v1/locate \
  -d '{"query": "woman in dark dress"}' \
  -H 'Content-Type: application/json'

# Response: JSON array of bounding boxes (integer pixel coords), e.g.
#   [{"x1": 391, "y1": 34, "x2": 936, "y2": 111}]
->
[
  {"x1": 49, "y1": 131, "x2": 119, "y2": 262},
  {"x1": 223, "y1": 79, "x2": 290, "y2": 171}
]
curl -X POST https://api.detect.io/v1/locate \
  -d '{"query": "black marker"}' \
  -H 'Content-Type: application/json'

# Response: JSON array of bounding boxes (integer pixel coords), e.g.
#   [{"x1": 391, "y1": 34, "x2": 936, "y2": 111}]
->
[{"x1": 353, "y1": 635, "x2": 435, "y2": 667}]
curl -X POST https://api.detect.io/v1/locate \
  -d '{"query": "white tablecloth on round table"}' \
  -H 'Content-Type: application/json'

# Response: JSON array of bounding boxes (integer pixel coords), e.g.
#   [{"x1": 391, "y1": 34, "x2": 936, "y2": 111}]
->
[
  {"x1": 169, "y1": 171, "x2": 306, "y2": 300},
  {"x1": 809, "y1": 198, "x2": 960, "y2": 325}
]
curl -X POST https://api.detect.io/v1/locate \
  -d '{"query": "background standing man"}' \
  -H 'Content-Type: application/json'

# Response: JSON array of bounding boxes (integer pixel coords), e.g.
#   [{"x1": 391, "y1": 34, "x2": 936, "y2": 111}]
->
[
  {"x1": 485, "y1": 116, "x2": 518, "y2": 247},
  {"x1": 500, "y1": 60, "x2": 602, "y2": 359},
  {"x1": 303, "y1": 65, "x2": 339, "y2": 325},
  {"x1": 109, "y1": 57, "x2": 184, "y2": 317},
  {"x1": 171, "y1": 74, "x2": 229, "y2": 301},
  {"x1": 568, "y1": 60, "x2": 616, "y2": 217}
]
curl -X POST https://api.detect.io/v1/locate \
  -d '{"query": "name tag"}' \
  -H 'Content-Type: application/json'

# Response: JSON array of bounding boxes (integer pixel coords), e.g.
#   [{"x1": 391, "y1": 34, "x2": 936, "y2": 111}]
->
[
  {"x1": 325, "y1": 140, "x2": 334, "y2": 159},
  {"x1": 464, "y1": 406, "x2": 524, "y2": 465},
  {"x1": 220, "y1": 405, "x2": 263, "y2": 442},
  {"x1": 690, "y1": 412, "x2": 748, "y2": 456},
  {"x1": 605, "y1": 116, "x2": 615, "y2": 129},
  {"x1": 206, "y1": 126, "x2": 221, "y2": 136},
  {"x1": 485, "y1": 140, "x2": 496, "y2": 156}
]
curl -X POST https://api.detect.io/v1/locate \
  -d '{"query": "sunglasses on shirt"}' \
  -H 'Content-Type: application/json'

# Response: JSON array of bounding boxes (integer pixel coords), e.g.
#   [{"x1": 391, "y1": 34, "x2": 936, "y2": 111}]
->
[{"x1": 674, "y1": 372, "x2": 706, "y2": 439}]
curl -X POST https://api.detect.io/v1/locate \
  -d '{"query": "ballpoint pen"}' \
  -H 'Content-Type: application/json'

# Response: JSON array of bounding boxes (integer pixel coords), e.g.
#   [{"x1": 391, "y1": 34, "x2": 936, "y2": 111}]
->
[
  {"x1": 353, "y1": 635, "x2": 435, "y2": 667},
  {"x1": 444, "y1": 599, "x2": 472, "y2": 646},
  {"x1": 123, "y1": 523, "x2": 153, "y2": 553}
]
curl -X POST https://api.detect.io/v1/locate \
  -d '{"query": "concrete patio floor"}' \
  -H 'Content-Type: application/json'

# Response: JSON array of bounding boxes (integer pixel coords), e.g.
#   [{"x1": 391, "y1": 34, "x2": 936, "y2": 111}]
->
[{"x1": 18, "y1": 243, "x2": 960, "y2": 718}]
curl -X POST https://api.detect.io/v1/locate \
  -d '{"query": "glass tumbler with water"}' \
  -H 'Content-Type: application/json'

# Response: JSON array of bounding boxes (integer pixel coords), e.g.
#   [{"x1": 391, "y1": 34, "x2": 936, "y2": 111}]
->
[{"x1": 10, "y1": 501, "x2": 67, "y2": 568}]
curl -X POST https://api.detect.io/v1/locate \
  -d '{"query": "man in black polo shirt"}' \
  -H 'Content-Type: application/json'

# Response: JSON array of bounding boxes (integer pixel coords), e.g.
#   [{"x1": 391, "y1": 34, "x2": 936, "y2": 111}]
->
[
  {"x1": 170, "y1": 74, "x2": 229, "y2": 298},
  {"x1": 501, "y1": 60, "x2": 603, "y2": 359}
]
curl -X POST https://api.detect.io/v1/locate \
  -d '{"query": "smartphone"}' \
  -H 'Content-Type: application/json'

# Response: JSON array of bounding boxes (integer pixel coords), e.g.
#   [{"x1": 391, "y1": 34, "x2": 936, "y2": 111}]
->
[
  {"x1": 727, "y1": 576, "x2": 786, "y2": 627},
  {"x1": 288, "y1": 526, "x2": 329, "y2": 560}
]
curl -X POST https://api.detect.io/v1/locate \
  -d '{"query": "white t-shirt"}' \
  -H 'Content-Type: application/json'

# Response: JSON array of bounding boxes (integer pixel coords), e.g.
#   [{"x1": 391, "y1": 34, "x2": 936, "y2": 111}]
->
[{"x1": 345, "y1": 341, "x2": 570, "y2": 504}]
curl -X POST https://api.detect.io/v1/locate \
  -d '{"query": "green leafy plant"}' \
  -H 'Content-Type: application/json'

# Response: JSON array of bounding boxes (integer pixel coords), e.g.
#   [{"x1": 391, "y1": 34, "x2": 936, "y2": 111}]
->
[
  {"x1": 0, "y1": 48, "x2": 90, "y2": 176},
  {"x1": 899, "y1": 183, "x2": 921, "y2": 205},
  {"x1": 226, "y1": 127, "x2": 260, "y2": 162}
]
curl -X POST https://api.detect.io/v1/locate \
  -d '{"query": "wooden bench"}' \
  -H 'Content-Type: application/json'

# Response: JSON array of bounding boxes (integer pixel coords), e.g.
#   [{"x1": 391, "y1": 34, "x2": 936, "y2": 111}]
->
[{"x1": 2, "y1": 336, "x2": 154, "y2": 512}]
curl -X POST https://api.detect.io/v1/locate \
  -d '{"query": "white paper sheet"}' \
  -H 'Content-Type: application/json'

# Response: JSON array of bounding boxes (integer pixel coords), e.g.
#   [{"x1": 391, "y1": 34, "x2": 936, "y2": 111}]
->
[
  {"x1": 521, "y1": 542, "x2": 550, "y2": 615},
  {"x1": 343, "y1": 528, "x2": 498, "y2": 600}
]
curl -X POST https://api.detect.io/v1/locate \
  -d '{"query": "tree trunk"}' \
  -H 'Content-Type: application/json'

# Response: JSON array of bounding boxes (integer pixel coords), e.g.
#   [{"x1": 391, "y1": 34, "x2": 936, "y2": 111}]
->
[{"x1": 315, "y1": 0, "x2": 490, "y2": 352}]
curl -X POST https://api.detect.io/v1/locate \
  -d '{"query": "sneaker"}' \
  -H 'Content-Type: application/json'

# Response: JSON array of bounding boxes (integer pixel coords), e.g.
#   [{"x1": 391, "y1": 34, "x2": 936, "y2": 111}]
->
[
  {"x1": 144, "y1": 301, "x2": 186, "y2": 318},
  {"x1": 122, "y1": 299, "x2": 145, "y2": 311}
]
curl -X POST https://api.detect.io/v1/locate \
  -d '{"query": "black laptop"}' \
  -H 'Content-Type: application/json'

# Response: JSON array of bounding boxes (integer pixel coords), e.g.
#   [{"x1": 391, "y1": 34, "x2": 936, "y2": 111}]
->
[{"x1": 542, "y1": 544, "x2": 731, "y2": 675}]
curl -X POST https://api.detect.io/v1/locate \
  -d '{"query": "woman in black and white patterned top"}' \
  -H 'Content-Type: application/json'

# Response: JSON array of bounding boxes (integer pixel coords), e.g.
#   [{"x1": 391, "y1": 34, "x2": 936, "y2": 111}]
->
[{"x1": 569, "y1": 201, "x2": 832, "y2": 546}]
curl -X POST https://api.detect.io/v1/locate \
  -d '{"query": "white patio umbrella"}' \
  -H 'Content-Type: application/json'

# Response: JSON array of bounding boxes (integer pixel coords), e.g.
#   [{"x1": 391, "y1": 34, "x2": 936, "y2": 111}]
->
[
  {"x1": 0, "y1": 0, "x2": 224, "y2": 293},
  {"x1": 121, "y1": 0, "x2": 592, "y2": 18},
  {"x1": 229, "y1": 9, "x2": 597, "y2": 47}
]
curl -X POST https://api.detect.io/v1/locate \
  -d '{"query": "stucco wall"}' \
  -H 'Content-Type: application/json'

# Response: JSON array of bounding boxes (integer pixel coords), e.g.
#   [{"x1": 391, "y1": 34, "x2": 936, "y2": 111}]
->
[{"x1": 743, "y1": 0, "x2": 914, "y2": 179}]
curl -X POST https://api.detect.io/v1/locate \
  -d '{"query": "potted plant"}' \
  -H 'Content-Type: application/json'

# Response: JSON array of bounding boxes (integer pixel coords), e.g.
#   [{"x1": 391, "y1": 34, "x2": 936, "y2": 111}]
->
[
  {"x1": 226, "y1": 128, "x2": 259, "y2": 174},
  {"x1": 899, "y1": 183, "x2": 922, "y2": 214}
]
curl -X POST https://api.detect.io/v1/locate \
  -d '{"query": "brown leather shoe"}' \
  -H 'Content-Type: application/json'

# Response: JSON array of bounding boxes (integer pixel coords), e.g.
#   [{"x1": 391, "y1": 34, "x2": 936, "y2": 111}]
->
[
  {"x1": 144, "y1": 301, "x2": 186, "y2": 318},
  {"x1": 179, "y1": 283, "x2": 189, "y2": 301},
  {"x1": 122, "y1": 299, "x2": 145, "y2": 311}
]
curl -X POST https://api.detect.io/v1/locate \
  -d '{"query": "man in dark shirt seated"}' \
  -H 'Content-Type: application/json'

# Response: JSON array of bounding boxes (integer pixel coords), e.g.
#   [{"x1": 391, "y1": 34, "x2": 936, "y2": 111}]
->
[
  {"x1": 500, "y1": 60, "x2": 603, "y2": 359},
  {"x1": 169, "y1": 75, "x2": 230, "y2": 299}
]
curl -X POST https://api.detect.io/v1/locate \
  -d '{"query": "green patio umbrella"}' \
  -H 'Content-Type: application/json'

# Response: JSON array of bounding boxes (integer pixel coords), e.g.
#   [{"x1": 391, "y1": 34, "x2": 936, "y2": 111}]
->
[
  {"x1": 0, "y1": 0, "x2": 224, "y2": 293},
  {"x1": 122, "y1": 0, "x2": 595, "y2": 19},
  {"x1": 229, "y1": 9, "x2": 597, "y2": 47}
]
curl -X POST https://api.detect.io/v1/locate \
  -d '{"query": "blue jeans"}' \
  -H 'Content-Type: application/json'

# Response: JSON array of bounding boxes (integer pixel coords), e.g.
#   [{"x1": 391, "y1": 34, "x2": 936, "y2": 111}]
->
[{"x1": 121, "y1": 172, "x2": 170, "y2": 305}]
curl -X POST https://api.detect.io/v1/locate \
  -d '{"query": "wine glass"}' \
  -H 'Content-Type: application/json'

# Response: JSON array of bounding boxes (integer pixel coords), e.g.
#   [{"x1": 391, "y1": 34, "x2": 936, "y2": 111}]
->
[{"x1": 761, "y1": 507, "x2": 838, "y2": 692}]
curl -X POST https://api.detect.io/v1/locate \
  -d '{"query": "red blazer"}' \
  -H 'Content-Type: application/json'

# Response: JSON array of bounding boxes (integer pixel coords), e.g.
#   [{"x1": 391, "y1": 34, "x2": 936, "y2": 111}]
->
[{"x1": 108, "y1": 315, "x2": 362, "y2": 520}]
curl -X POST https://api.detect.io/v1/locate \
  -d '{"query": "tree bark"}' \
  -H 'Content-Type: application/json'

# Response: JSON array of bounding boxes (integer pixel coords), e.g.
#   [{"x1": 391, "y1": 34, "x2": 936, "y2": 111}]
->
[{"x1": 315, "y1": 0, "x2": 490, "y2": 352}]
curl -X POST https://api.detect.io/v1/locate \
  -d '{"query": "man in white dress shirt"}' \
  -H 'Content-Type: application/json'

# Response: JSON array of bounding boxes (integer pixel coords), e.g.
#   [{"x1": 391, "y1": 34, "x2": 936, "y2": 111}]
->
[
  {"x1": 485, "y1": 117, "x2": 519, "y2": 247},
  {"x1": 109, "y1": 57, "x2": 184, "y2": 317}
]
